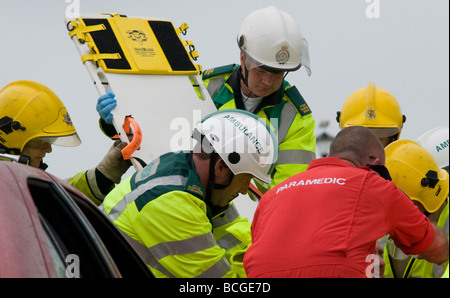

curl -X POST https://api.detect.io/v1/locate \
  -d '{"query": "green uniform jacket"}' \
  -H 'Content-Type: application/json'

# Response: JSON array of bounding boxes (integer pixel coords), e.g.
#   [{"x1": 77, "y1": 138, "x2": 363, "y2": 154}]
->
[
  {"x1": 101, "y1": 151, "x2": 250, "y2": 278},
  {"x1": 199, "y1": 64, "x2": 316, "y2": 190},
  {"x1": 383, "y1": 197, "x2": 449, "y2": 278}
]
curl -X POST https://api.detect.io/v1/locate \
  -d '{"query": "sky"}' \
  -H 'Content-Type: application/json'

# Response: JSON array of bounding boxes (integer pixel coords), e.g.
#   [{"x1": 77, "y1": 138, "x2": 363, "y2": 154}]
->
[{"x1": 1, "y1": 0, "x2": 448, "y2": 221}]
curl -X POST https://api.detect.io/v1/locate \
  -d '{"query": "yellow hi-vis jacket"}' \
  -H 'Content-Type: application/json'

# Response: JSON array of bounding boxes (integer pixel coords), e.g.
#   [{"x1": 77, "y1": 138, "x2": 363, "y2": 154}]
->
[
  {"x1": 68, "y1": 168, "x2": 111, "y2": 206},
  {"x1": 101, "y1": 151, "x2": 250, "y2": 278},
  {"x1": 383, "y1": 196, "x2": 449, "y2": 278},
  {"x1": 197, "y1": 64, "x2": 316, "y2": 191},
  {"x1": 442, "y1": 263, "x2": 449, "y2": 278}
]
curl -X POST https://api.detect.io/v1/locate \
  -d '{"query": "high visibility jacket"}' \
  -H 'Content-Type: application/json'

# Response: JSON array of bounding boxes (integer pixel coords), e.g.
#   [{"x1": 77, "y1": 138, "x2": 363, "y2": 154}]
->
[
  {"x1": 442, "y1": 263, "x2": 449, "y2": 278},
  {"x1": 68, "y1": 168, "x2": 111, "y2": 206},
  {"x1": 101, "y1": 151, "x2": 250, "y2": 278},
  {"x1": 198, "y1": 64, "x2": 316, "y2": 190},
  {"x1": 383, "y1": 196, "x2": 449, "y2": 278}
]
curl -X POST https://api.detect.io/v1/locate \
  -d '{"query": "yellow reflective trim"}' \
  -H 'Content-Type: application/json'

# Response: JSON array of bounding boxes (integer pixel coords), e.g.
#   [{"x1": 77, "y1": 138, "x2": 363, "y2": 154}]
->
[
  {"x1": 118, "y1": 229, "x2": 176, "y2": 278},
  {"x1": 68, "y1": 169, "x2": 104, "y2": 205},
  {"x1": 120, "y1": 229, "x2": 231, "y2": 278},
  {"x1": 149, "y1": 233, "x2": 217, "y2": 260},
  {"x1": 196, "y1": 257, "x2": 231, "y2": 278},
  {"x1": 216, "y1": 233, "x2": 242, "y2": 251},
  {"x1": 277, "y1": 100, "x2": 297, "y2": 144},
  {"x1": 212, "y1": 203, "x2": 240, "y2": 228},
  {"x1": 107, "y1": 175, "x2": 188, "y2": 221}
]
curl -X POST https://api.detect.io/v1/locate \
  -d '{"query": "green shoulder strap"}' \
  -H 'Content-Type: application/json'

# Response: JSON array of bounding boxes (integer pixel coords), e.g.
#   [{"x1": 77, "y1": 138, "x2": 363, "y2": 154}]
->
[
  {"x1": 202, "y1": 64, "x2": 236, "y2": 80},
  {"x1": 284, "y1": 86, "x2": 312, "y2": 116}
]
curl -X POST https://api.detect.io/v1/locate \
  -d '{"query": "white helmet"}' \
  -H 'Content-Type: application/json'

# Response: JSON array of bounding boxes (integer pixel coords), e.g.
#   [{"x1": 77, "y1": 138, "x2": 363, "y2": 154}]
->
[
  {"x1": 193, "y1": 109, "x2": 278, "y2": 184},
  {"x1": 417, "y1": 126, "x2": 449, "y2": 169},
  {"x1": 237, "y1": 5, "x2": 311, "y2": 75}
]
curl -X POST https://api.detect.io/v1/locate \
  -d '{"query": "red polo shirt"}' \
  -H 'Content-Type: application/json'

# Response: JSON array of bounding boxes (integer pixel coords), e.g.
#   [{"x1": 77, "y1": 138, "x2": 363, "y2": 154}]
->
[{"x1": 244, "y1": 157, "x2": 435, "y2": 278}]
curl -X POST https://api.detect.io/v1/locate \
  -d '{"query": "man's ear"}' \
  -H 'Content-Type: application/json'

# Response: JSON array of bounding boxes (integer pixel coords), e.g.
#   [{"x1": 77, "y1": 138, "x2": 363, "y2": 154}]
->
[{"x1": 214, "y1": 157, "x2": 225, "y2": 176}]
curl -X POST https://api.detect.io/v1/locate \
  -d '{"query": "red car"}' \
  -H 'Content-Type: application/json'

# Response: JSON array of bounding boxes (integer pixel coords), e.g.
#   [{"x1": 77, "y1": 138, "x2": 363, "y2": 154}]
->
[{"x1": 0, "y1": 161, "x2": 153, "y2": 278}]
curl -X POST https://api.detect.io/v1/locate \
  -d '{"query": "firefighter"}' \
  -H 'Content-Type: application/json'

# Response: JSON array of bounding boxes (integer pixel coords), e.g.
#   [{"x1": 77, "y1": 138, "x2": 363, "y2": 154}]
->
[
  {"x1": 337, "y1": 82, "x2": 406, "y2": 147},
  {"x1": 0, "y1": 80, "x2": 131, "y2": 205},
  {"x1": 383, "y1": 139, "x2": 449, "y2": 277}
]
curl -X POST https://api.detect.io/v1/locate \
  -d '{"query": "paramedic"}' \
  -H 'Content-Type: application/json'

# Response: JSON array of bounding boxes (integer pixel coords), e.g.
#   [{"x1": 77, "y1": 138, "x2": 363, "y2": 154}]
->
[
  {"x1": 244, "y1": 126, "x2": 448, "y2": 278},
  {"x1": 101, "y1": 109, "x2": 279, "y2": 278}
]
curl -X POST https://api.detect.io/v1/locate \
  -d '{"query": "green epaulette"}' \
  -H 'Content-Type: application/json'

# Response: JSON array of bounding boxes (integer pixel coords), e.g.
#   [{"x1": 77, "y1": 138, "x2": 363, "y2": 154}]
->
[
  {"x1": 202, "y1": 64, "x2": 236, "y2": 80},
  {"x1": 284, "y1": 86, "x2": 312, "y2": 116}
]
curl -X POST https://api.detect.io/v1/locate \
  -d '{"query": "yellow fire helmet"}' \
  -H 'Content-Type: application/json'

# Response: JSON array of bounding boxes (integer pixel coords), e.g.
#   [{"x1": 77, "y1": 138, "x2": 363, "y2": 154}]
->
[
  {"x1": 385, "y1": 139, "x2": 449, "y2": 213},
  {"x1": 337, "y1": 83, "x2": 406, "y2": 143},
  {"x1": 0, "y1": 80, "x2": 81, "y2": 153}
]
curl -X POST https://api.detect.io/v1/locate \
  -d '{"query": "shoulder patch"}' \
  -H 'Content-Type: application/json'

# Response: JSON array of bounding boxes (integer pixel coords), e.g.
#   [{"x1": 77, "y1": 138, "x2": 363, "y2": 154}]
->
[
  {"x1": 185, "y1": 170, "x2": 205, "y2": 199},
  {"x1": 284, "y1": 86, "x2": 312, "y2": 116},
  {"x1": 202, "y1": 64, "x2": 237, "y2": 80}
]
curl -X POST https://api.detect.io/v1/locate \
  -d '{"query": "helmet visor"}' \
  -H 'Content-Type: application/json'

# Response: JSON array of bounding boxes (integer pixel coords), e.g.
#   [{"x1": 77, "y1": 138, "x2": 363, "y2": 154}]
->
[
  {"x1": 38, "y1": 133, "x2": 81, "y2": 147},
  {"x1": 368, "y1": 127, "x2": 400, "y2": 139}
]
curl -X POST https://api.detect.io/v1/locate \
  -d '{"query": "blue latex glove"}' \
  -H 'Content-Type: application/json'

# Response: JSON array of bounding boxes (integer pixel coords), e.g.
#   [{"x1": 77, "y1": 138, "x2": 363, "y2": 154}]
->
[{"x1": 96, "y1": 90, "x2": 117, "y2": 124}]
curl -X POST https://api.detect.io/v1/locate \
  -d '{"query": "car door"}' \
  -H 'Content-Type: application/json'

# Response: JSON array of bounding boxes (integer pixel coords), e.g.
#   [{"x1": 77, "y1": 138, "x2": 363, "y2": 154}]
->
[{"x1": 0, "y1": 162, "x2": 153, "y2": 278}]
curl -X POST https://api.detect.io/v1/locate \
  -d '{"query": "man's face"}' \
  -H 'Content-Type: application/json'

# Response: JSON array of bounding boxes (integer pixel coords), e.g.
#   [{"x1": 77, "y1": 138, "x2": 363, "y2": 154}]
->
[
  {"x1": 21, "y1": 139, "x2": 52, "y2": 168},
  {"x1": 379, "y1": 137, "x2": 392, "y2": 148},
  {"x1": 240, "y1": 53, "x2": 285, "y2": 98},
  {"x1": 245, "y1": 67, "x2": 285, "y2": 97},
  {"x1": 210, "y1": 172, "x2": 253, "y2": 207}
]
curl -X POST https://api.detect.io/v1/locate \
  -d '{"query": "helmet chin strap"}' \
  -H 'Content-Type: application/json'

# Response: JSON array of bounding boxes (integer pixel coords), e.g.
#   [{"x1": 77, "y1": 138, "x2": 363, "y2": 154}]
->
[
  {"x1": 237, "y1": 65, "x2": 249, "y2": 88},
  {"x1": 39, "y1": 160, "x2": 48, "y2": 170},
  {"x1": 237, "y1": 66, "x2": 261, "y2": 100},
  {"x1": 205, "y1": 152, "x2": 218, "y2": 205}
]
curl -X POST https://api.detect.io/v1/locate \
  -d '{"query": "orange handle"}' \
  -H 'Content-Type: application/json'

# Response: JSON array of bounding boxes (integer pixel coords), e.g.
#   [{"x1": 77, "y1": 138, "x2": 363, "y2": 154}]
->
[
  {"x1": 121, "y1": 115, "x2": 142, "y2": 160},
  {"x1": 248, "y1": 183, "x2": 263, "y2": 201}
]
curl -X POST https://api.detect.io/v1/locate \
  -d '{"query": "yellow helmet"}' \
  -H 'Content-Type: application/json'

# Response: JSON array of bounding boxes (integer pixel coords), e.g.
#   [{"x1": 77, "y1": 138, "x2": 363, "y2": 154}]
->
[
  {"x1": 385, "y1": 140, "x2": 449, "y2": 213},
  {"x1": 337, "y1": 83, "x2": 406, "y2": 141},
  {"x1": 0, "y1": 80, "x2": 81, "y2": 153}
]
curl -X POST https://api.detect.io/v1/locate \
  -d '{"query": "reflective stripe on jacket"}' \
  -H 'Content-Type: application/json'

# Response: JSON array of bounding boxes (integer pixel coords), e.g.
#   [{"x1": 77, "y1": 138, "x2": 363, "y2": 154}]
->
[
  {"x1": 101, "y1": 151, "x2": 249, "y2": 278},
  {"x1": 68, "y1": 168, "x2": 105, "y2": 205},
  {"x1": 199, "y1": 64, "x2": 316, "y2": 190}
]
